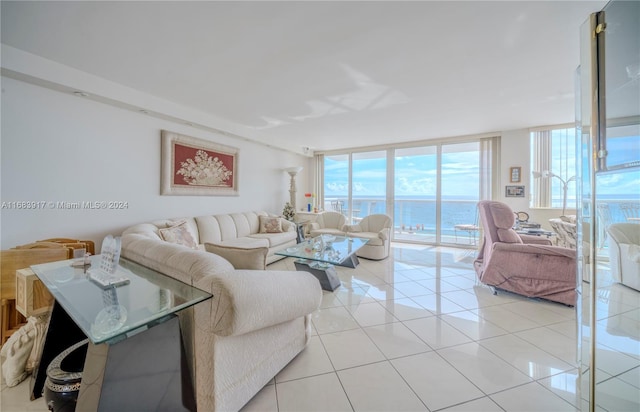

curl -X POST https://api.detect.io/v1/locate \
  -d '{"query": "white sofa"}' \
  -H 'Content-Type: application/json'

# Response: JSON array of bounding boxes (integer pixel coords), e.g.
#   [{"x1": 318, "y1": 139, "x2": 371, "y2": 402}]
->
[
  {"x1": 123, "y1": 211, "x2": 298, "y2": 265},
  {"x1": 121, "y1": 211, "x2": 322, "y2": 412},
  {"x1": 607, "y1": 223, "x2": 640, "y2": 291}
]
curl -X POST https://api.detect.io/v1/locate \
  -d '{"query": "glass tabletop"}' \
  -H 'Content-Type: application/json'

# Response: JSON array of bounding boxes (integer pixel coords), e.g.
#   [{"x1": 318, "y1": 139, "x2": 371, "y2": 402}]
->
[
  {"x1": 30, "y1": 255, "x2": 212, "y2": 344},
  {"x1": 276, "y1": 234, "x2": 368, "y2": 266}
]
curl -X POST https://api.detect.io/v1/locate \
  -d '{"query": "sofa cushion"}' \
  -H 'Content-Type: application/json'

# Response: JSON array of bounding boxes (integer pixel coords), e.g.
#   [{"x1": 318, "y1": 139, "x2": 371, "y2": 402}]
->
[
  {"x1": 230, "y1": 213, "x2": 253, "y2": 238},
  {"x1": 158, "y1": 220, "x2": 198, "y2": 249},
  {"x1": 205, "y1": 243, "x2": 268, "y2": 270},
  {"x1": 249, "y1": 231, "x2": 297, "y2": 247},
  {"x1": 211, "y1": 237, "x2": 270, "y2": 249},
  {"x1": 259, "y1": 216, "x2": 284, "y2": 233},
  {"x1": 195, "y1": 215, "x2": 223, "y2": 244}
]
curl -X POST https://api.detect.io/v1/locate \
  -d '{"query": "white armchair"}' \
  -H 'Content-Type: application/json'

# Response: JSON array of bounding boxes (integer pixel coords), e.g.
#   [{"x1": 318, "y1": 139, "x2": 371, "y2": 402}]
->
[
  {"x1": 309, "y1": 211, "x2": 347, "y2": 237},
  {"x1": 344, "y1": 214, "x2": 392, "y2": 260},
  {"x1": 607, "y1": 223, "x2": 640, "y2": 291}
]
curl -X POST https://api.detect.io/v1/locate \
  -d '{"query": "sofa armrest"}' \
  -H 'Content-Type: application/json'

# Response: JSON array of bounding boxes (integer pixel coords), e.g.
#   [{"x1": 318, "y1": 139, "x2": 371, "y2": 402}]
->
[
  {"x1": 493, "y1": 242, "x2": 576, "y2": 259},
  {"x1": 280, "y1": 218, "x2": 296, "y2": 232},
  {"x1": 378, "y1": 227, "x2": 390, "y2": 241},
  {"x1": 519, "y1": 234, "x2": 552, "y2": 245},
  {"x1": 195, "y1": 269, "x2": 322, "y2": 336},
  {"x1": 122, "y1": 234, "x2": 322, "y2": 338}
]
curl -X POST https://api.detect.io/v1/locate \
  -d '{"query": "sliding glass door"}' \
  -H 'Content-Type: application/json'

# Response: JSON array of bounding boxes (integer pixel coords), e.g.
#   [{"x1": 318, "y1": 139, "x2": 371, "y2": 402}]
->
[
  {"x1": 322, "y1": 138, "x2": 492, "y2": 246},
  {"x1": 441, "y1": 142, "x2": 481, "y2": 245},
  {"x1": 323, "y1": 154, "x2": 349, "y2": 214},
  {"x1": 352, "y1": 151, "x2": 387, "y2": 222},
  {"x1": 394, "y1": 146, "x2": 438, "y2": 243}
]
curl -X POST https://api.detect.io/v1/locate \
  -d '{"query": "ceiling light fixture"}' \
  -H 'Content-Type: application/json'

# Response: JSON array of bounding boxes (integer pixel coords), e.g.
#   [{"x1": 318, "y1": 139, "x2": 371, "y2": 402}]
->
[{"x1": 73, "y1": 91, "x2": 89, "y2": 97}]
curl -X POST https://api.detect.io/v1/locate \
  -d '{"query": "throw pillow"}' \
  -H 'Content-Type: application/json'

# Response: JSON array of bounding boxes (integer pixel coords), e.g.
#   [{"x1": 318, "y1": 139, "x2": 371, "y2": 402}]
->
[
  {"x1": 258, "y1": 216, "x2": 283, "y2": 233},
  {"x1": 0, "y1": 319, "x2": 36, "y2": 387},
  {"x1": 159, "y1": 220, "x2": 198, "y2": 249},
  {"x1": 204, "y1": 243, "x2": 268, "y2": 270}
]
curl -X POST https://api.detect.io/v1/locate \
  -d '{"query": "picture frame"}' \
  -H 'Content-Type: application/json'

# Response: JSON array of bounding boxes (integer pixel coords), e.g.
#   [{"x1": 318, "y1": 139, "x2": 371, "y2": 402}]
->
[
  {"x1": 505, "y1": 185, "x2": 525, "y2": 198},
  {"x1": 161, "y1": 130, "x2": 238, "y2": 196},
  {"x1": 510, "y1": 166, "x2": 521, "y2": 183}
]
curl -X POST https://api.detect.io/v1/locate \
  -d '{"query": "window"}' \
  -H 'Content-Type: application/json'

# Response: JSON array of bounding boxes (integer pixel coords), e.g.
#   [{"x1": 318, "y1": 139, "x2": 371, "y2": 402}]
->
[
  {"x1": 321, "y1": 136, "x2": 498, "y2": 246},
  {"x1": 530, "y1": 127, "x2": 577, "y2": 212}
]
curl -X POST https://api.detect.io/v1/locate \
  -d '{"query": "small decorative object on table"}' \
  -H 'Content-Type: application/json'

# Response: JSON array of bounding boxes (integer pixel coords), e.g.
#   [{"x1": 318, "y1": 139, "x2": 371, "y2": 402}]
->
[
  {"x1": 304, "y1": 193, "x2": 313, "y2": 212},
  {"x1": 87, "y1": 235, "x2": 129, "y2": 289}
]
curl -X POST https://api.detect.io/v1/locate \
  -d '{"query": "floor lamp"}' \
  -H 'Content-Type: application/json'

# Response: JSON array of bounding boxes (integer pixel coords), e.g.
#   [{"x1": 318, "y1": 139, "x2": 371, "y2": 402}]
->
[
  {"x1": 285, "y1": 167, "x2": 303, "y2": 210},
  {"x1": 533, "y1": 170, "x2": 576, "y2": 216}
]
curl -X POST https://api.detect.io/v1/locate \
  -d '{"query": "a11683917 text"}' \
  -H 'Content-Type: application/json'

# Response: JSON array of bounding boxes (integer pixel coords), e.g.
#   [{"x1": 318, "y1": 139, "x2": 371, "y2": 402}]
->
[{"x1": 1, "y1": 201, "x2": 129, "y2": 210}]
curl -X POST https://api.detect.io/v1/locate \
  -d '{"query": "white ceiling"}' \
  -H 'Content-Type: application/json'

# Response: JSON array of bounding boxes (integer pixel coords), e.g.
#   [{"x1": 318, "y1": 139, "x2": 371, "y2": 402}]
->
[{"x1": 1, "y1": 1, "x2": 606, "y2": 153}]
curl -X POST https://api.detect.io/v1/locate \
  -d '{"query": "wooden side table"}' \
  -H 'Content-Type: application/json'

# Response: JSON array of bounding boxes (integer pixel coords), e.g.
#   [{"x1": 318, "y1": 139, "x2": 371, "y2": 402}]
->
[
  {"x1": 1, "y1": 247, "x2": 72, "y2": 344},
  {"x1": 15, "y1": 268, "x2": 54, "y2": 318}
]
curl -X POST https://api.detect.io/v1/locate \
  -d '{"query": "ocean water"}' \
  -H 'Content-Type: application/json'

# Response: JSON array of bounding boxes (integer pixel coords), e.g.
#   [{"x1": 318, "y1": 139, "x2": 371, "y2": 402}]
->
[
  {"x1": 327, "y1": 196, "x2": 638, "y2": 237},
  {"x1": 330, "y1": 197, "x2": 478, "y2": 237}
]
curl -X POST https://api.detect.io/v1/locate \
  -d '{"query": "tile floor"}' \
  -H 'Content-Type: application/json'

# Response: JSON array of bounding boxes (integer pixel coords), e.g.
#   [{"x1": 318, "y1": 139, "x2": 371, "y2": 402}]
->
[{"x1": 2, "y1": 243, "x2": 638, "y2": 411}]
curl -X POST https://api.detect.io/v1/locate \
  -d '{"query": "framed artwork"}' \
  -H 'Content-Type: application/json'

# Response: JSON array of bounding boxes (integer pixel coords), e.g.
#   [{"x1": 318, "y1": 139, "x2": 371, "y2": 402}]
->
[
  {"x1": 161, "y1": 130, "x2": 238, "y2": 196},
  {"x1": 510, "y1": 166, "x2": 521, "y2": 183},
  {"x1": 505, "y1": 185, "x2": 525, "y2": 198}
]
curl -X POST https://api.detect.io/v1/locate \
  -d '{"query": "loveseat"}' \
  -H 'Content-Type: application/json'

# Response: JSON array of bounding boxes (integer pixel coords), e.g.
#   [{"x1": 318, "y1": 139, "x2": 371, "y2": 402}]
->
[{"x1": 121, "y1": 211, "x2": 322, "y2": 412}]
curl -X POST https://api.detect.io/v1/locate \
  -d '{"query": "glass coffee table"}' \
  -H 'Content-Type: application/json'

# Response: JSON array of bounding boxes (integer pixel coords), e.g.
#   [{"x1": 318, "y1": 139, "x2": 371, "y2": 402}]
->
[
  {"x1": 276, "y1": 234, "x2": 368, "y2": 291},
  {"x1": 29, "y1": 255, "x2": 211, "y2": 411}
]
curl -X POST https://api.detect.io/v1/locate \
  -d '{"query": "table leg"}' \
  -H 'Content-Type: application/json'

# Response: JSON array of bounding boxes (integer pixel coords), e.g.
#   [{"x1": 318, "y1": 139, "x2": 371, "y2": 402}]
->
[
  {"x1": 294, "y1": 261, "x2": 341, "y2": 291},
  {"x1": 77, "y1": 315, "x2": 195, "y2": 412},
  {"x1": 341, "y1": 253, "x2": 360, "y2": 269},
  {"x1": 31, "y1": 301, "x2": 86, "y2": 401}
]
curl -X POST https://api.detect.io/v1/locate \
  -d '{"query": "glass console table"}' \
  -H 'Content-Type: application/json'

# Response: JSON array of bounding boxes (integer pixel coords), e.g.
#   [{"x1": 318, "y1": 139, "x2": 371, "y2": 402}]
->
[
  {"x1": 276, "y1": 235, "x2": 368, "y2": 291},
  {"x1": 30, "y1": 255, "x2": 212, "y2": 411}
]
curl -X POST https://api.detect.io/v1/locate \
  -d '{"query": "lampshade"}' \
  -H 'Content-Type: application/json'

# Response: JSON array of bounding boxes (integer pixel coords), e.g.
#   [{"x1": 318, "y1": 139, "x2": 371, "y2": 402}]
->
[{"x1": 284, "y1": 166, "x2": 303, "y2": 175}]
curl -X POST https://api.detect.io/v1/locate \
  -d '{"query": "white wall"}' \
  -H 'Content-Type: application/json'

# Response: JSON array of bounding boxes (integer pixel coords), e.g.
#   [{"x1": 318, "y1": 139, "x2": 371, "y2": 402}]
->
[{"x1": 0, "y1": 77, "x2": 309, "y2": 249}]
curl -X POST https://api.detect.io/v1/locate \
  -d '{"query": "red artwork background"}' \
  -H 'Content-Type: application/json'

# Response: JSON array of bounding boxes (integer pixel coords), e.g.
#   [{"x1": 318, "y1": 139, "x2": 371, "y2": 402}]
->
[{"x1": 173, "y1": 143, "x2": 235, "y2": 187}]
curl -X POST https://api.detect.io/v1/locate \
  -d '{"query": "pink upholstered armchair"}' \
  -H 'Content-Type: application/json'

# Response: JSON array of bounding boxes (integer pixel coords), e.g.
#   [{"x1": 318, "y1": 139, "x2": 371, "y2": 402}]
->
[{"x1": 474, "y1": 201, "x2": 577, "y2": 306}]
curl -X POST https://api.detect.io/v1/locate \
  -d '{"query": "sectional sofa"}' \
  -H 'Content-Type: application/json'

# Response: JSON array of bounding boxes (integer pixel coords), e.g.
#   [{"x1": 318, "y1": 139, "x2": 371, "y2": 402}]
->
[{"x1": 121, "y1": 211, "x2": 322, "y2": 412}]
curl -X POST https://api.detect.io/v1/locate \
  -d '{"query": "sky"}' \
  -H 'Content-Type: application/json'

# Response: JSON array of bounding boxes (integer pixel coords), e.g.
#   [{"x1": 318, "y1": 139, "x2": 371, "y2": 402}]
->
[
  {"x1": 324, "y1": 132, "x2": 639, "y2": 204},
  {"x1": 325, "y1": 147, "x2": 481, "y2": 199}
]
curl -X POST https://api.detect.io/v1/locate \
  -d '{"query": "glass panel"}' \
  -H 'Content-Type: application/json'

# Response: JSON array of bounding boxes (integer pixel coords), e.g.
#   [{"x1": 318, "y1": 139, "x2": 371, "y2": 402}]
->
[
  {"x1": 323, "y1": 154, "x2": 349, "y2": 215},
  {"x1": 394, "y1": 146, "x2": 437, "y2": 243},
  {"x1": 593, "y1": 1, "x2": 640, "y2": 411},
  {"x1": 579, "y1": 2, "x2": 640, "y2": 411},
  {"x1": 577, "y1": 12, "x2": 597, "y2": 408},
  {"x1": 352, "y1": 151, "x2": 386, "y2": 224},
  {"x1": 442, "y1": 142, "x2": 481, "y2": 246},
  {"x1": 602, "y1": 0, "x2": 640, "y2": 172}
]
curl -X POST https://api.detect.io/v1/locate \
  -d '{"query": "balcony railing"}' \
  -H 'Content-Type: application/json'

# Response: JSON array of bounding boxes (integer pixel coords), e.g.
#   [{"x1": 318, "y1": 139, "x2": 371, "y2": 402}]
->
[{"x1": 323, "y1": 197, "x2": 480, "y2": 246}]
